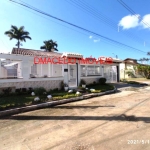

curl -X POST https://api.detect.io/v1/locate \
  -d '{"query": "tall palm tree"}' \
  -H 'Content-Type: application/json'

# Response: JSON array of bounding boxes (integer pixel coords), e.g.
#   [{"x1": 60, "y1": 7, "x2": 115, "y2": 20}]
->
[
  {"x1": 147, "y1": 52, "x2": 150, "y2": 55},
  {"x1": 40, "y1": 40, "x2": 58, "y2": 52},
  {"x1": 5, "y1": 25, "x2": 31, "y2": 49},
  {"x1": 138, "y1": 58, "x2": 150, "y2": 64}
]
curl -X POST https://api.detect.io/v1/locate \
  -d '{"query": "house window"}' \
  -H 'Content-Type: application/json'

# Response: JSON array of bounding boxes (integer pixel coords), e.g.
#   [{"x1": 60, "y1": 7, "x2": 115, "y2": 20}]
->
[
  {"x1": 95, "y1": 66, "x2": 100, "y2": 75},
  {"x1": 80, "y1": 65, "x2": 86, "y2": 76},
  {"x1": 87, "y1": 66, "x2": 95, "y2": 75},
  {"x1": 87, "y1": 65, "x2": 101, "y2": 76}
]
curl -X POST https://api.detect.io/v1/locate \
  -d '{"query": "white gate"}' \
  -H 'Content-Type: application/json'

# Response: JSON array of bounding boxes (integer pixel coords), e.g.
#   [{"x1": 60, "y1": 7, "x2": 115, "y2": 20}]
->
[
  {"x1": 68, "y1": 65, "x2": 77, "y2": 87},
  {"x1": 104, "y1": 66, "x2": 117, "y2": 83}
]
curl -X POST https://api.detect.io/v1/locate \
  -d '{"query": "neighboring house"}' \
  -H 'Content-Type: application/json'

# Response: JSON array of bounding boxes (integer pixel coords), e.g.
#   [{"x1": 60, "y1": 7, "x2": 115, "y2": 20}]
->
[
  {"x1": 120, "y1": 58, "x2": 139, "y2": 79},
  {"x1": 0, "y1": 48, "x2": 122, "y2": 90}
]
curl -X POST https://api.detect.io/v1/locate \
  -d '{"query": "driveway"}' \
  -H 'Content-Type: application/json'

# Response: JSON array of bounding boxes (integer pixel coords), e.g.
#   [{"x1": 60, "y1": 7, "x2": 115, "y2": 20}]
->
[{"x1": 0, "y1": 87, "x2": 150, "y2": 150}]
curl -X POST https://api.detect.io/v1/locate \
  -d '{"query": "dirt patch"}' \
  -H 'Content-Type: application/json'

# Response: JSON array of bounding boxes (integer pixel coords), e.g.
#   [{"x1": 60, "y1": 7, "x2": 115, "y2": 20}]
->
[{"x1": 0, "y1": 88, "x2": 150, "y2": 150}]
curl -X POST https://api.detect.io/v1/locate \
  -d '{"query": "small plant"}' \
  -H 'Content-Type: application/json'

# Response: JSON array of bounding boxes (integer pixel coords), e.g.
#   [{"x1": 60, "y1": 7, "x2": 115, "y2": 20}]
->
[
  {"x1": 99, "y1": 78, "x2": 106, "y2": 85},
  {"x1": 2, "y1": 87, "x2": 12, "y2": 95},
  {"x1": 21, "y1": 88, "x2": 27, "y2": 93},
  {"x1": 80, "y1": 79, "x2": 86, "y2": 86},
  {"x1": 60, "y1": 81, "x2": 68, "y2": 90},
  {"x1": 64, "y1": 83, "x2": 68, "y2": 87},
  {"x1": 64, "y1": 83, "x2": 69, "y2": 91},
  {"x1": 44, "y1": 75, "x2": 48, "y2": 78},
  {"x1": 28, "y1": 87, "x2": 33, "y2": 94},
  {"x1": 34, "y1": 87, "x2": 46, "y2": 95},
  {"x1": 120, "y1": 78, "x2": 127, "y2": 82},
  {"x1": 15, "y1": 88, "x2": 21, "y2": 95},
  {"x1": 125, "y1": 70, "x2": 136, "y2": 78},
  {"x1": 93, "y1": 81, "x2": 96, "y2": 84}
]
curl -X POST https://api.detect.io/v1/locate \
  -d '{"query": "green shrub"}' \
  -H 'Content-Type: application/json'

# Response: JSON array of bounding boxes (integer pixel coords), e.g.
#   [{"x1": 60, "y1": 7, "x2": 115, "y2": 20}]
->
[
  {"x1": 80, "y1": 79, "x2": 86, "y2": 86},
  {"x1": 2, "y1": 88, "x2": 12, "y2": 95},
  {"x1": 93, "y1": 81, "x2": 97, "y2": 84},
  {"x1": 60, "y1": 81, "x2": 64, "y2": 90},
  {"x1": 21, "y1": 88, "x2": 27, "y2": 93},
  {"x1": 99, "y1": 78, "x2": 106, "y2": 85},
  {"x1": 34, "y1": 87, "x2": 46, "y2": 95},
  {"x1": 28, "y1": 87, "x2": 33, "y2": 94},
  {"x1": 15, "y1": 88, "x2": 21, "y2": 95},
  {"x1": 120, "y1": 78, "x2": 127, "y2": 82}
]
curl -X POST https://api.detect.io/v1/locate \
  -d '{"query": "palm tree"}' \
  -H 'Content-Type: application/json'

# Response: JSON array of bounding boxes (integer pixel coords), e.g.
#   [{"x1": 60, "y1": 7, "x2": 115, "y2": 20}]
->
[
  {"x1": 138, "y1": 58, "x2": 150, "y2": 64},
  {"x1": 138, "y1": 58, "x2": 143, "y2": 64},
  {"x1": 5, "y1": 25, "x2": 31, "y2": 49},
  {"x1": 40, "y1": 40, "x2": 58, "y2": 52}
]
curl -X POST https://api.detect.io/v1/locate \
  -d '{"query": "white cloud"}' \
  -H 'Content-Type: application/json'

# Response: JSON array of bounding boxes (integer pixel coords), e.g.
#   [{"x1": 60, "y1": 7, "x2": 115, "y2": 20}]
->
[
  {"x1": 89, "y1": 35, "x2": 93, "y2": 39},
  {"x1": 140, "y1": 14, "x2": 150, "y2": 28},
  {"x1": 118, "y1": 14, "x2": 140, "y2": 29},
  {"x1": 89, "y1": 35, "x2": 100, "y2": 43},
  {"x1": 93, "y1": 39, "x2": 100, "y2": 43}
]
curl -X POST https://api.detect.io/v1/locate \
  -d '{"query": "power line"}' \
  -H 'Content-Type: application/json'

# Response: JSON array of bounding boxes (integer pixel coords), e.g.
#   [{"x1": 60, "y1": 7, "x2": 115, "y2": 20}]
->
[
  {"x1": 117, "y1": 0, "x2": 150, "y2": 29},
  {"x1": 9, "y1": 0, "x2": 147, "y2": 53},
  {"x1": 66, "y1": 0, "x2": 150, "y2": 47}
]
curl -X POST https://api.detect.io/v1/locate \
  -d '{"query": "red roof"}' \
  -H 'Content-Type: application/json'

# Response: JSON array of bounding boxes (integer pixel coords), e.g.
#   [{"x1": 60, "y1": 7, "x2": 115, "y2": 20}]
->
[{"x1": 12, "y1": 48, "x2": 62, "y2": 57}]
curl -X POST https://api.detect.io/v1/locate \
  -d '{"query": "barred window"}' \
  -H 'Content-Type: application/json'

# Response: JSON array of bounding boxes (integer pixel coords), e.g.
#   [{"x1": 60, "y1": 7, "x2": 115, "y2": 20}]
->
[
  {"x1": 80, "y1": 65, "x2": 86, "y2": 76},
  {"x1": 87, "y1": 65, "x2": 101, "y2": 76}
]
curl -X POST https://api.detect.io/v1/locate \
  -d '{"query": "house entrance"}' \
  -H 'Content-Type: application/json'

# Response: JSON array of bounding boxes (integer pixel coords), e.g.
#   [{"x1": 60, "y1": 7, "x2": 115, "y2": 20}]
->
[
  {"x1": 104, "y1": 66, "x2": 117, "y2": 83},
  {"x1": 68, "y1": 64, "x2": 77, "y2": 87}
]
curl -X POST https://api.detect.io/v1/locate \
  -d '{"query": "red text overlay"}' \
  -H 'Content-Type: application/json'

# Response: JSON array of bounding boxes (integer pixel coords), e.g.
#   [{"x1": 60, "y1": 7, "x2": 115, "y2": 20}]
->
[{"x1": 34, "y1": 57, "x2": 113, "y2": 64}]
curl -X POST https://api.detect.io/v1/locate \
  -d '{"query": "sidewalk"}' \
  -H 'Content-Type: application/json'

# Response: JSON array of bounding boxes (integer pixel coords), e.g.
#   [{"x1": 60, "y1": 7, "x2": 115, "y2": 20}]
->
[{"x1": 112, "y1": 82, "x2": 148, "y2": 91}]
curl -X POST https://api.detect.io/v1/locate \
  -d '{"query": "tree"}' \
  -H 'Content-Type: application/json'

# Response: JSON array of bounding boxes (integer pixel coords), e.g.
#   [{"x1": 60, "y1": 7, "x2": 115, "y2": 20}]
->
[
  {"x1": 5, "y1": 25, "x2": 31, "y2": 49},
  {"x1": 138, "y1": 58, "x2": 149, "y2": 64},
  {"x1": 137, "y1": 65, "x2": 150, "y2": 79},
  {"x1": 40, "y1": 40, "x2": 58, "y2": 52}
]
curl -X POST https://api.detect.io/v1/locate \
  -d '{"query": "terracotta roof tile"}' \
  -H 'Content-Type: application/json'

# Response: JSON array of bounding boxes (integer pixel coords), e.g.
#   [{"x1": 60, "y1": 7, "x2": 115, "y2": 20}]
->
[{"x1": 11, "y1": 48, "x2": 62, "y2": 57}]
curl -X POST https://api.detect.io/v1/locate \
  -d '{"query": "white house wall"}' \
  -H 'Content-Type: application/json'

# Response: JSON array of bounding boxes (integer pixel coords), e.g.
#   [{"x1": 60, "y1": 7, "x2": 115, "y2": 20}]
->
[
  {"x1": 1, "y1": 66, "x2": 7, "y2": 78},
  {"x1": 42, "y1": 64, "x2": 48, "y2": 76},
  {"x1": 0, "y1": 79, "x2": 63, "y2": 91},
  {"x1": 0, "y1": 53, "x2": 120, "y2": 90}
]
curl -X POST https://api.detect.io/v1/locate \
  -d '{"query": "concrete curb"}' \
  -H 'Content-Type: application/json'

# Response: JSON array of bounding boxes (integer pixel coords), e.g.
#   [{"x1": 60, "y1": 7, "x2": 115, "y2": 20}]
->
[{"x1": 0, "y1": 87, "x2": 117, "y2": 117}]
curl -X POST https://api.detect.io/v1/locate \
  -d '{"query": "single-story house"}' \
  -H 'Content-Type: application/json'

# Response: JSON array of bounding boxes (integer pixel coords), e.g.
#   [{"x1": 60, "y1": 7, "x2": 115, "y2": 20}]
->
[
  {"x1": 0, "y1": 48, "x2": 122, "y2": 90},
  {"x1": 120, "y1": 58, "x2": 141, "y2": 79}
]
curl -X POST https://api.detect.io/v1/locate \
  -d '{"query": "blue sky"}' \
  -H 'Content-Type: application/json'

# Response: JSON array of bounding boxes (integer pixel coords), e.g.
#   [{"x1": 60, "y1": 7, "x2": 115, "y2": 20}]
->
[{"x1": 1, "y1": 0, "x2": 150, "y2": 60}]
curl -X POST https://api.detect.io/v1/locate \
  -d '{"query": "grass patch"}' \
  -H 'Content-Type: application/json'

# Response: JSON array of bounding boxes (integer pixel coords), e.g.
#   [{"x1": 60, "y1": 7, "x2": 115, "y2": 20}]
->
[
  {"x1": 0, "y1": 84, "x2": 114, "y2": 111},
  {"x1": 126, "y1": 81, "x2": 140, "y2": 84},
  {"x1": 120, "y1": 79, "x2": 141, "y2": 84},
  {"x1": 87, "y1": 84, "x2": 114, "y2": 92},
  {"x1": 127, "y1": 78, "x2": 150, "y2": 81}
]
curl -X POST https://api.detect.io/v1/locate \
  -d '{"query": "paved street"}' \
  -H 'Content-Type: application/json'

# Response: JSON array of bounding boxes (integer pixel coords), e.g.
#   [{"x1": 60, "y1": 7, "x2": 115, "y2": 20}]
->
[{"x1": 0, "y1": 87, "x2": 150, "y2": 150}]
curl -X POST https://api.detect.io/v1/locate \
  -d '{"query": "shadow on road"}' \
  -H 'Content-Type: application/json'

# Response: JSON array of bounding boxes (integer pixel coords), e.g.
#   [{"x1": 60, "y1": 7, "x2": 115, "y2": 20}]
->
[
  {"x1": 49, "y1": 105, "x2": 115, "y2": 109},
  {"x1": 1, "y1": 114, "x2": 150, "y2": 123},
  {"x1": 112, "y1": 83, "x2": 148, "y2": 90}
]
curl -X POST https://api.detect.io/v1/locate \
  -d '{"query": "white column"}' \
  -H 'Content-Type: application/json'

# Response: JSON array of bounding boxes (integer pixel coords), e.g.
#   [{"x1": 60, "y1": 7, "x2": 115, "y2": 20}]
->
[
  {"x1": 51, "y1": 64, "x2": 53, "y2": 77},
  {"x1": 77, "y1": 62, "x2": 81, "y2": 86},
  {"x1": 41, "y1": 64, "x2": 42, "y2": 76},
  {"x1": 63, "y1": 64, "x2": 68, "y2": 84},
  {"x1": 0, "y1": 59, "x2": 1, "y2": 78},
  {"x1": 17, "y1": 61, "x2": 22, "y2": 78},
  {"x1": 22, "y1": 60, "x2": 30, "y2": 79},
  {"x1": 48, "y1": 63, "x2": 50, "y2": 77},
  {"x1": 62, "y1": 64, "x2": 64, "y2": 76}
]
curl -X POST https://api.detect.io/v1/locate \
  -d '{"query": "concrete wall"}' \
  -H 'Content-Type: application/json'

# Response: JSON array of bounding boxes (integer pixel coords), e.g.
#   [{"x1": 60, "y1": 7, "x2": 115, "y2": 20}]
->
[
  {"x1": 0, "y1": 79, "x2": 63, "y2": 91},
  {"x1": 1, "y1": 66, "x2": 7, "y2": 78},
  {"x1": 80, "y1": 77, "x2": 101, "y2": 84}
]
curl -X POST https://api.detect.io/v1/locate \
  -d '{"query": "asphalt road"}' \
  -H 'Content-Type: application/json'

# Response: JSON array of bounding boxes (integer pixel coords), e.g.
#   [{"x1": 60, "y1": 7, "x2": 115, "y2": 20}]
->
[{"x1": 0, "y1": 87, "x2": 150, "y2": 150}]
